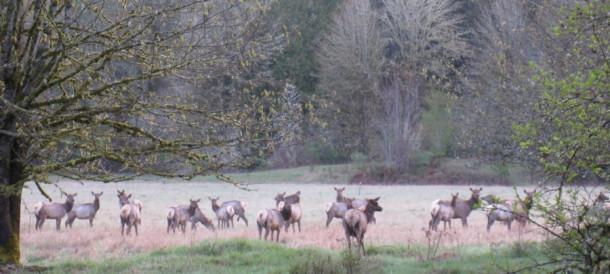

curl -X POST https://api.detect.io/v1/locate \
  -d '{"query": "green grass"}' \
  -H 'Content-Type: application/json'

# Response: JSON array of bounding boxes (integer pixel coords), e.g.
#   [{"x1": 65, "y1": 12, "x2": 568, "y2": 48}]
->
[
  {"x1": 137, "y1": 159, "x2": 536, "y2": 186},
  {"x1": 23, "y1": 239, "x2": 550, "y2": 274},
  {"x1": 136, "y1": 164, "x2": 353, "y2": 185}
]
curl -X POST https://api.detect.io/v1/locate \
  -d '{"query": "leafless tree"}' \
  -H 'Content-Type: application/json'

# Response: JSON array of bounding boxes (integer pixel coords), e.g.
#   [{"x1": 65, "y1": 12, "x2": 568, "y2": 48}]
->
[{"x1": 317, "y1": 0, "x2": 468, "y2": 174}]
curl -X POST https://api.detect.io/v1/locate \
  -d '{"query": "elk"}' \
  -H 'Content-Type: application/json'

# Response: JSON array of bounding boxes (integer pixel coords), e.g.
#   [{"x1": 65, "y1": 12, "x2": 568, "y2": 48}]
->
[
  {"x1": 285, "y1": 202, "x2": 302, "y2": 233},
  {"x1": 117, "y1": 189, "x2": 142, "y2": 212},
  {"x1": 166, "y1": 199, "x2": 201, "y2": 233},
  {"x1": 189, "y1": 207, "x2": 216, "y2": 232},
  {"x1": 116, "y1": 190, "x2": 142, "y2": 236},
  {"x1": 342, "y1": 197, "x2": 383, "y2": 256},
  {"x1": 274, "y1": 191, "x2": 301, "y2": 206},
  {"x1": 486, "y1": 189, "x2": 535, "y2": 232},
  {"x1": 257, "y1": 201, "x2": 292, "y2": 242},
  {"x1": 348, "y1": 198, "x2": 377, "y2": 224},
  {"x1": 334, "y1": 187, "x2": 353, "y2": 203},
  {"x1": 433, "y1": 187, "x2": 483, "y2": 228},
  {"x1": 429, "y1": 193, "x2": 459, "y2": 231},
  {"x1": 65, "y1": 191, "x2": 103, "y2": 228},
  {"x1": 34, "y1": 192, "x2": 77, "y2": 231},
  {"x1": 208, "y1": 197, "x2": 248, "y2": 226},
  {"x1": 513, "y1": 189, "x2": 536, "y2": 228},
  {"x1": 120, "y1": 203, "x2": 141, "y2": 236},
  {"x1": 325, "y1": 202, "x2": 349, "y2": 228},
  {"x1": 209, "y1": 197, "x2": 237, "y2": 229}
]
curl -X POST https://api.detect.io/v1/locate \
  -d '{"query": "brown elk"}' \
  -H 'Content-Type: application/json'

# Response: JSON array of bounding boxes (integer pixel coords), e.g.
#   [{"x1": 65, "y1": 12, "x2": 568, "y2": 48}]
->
[
  {"x1": 486, "y1": 189, "x2": 535, "y2": 232},
  {"x1": 117, "y1": 189, "x2": 142, "y2": 212},
  {"x1": 116, "y1": 190, "x2": 141, "y2": 236},
  {"x1": 209, "y1": 197, "x2": 236, "y2": 229},
  {"x1": 325, "y1": 201, "x2": 349, "y2": 228},
  {"x1": 65, "y1": 191, "x2": 103, "y2": 228},
  {"x1": 274, "y1": 191, "x2": 301, "y2": 206},
  {"x1": 342, "y1": 197, "x2": 383, "y2": 256},
  {"x1": 189, "y1": 207, "x2": 216, "y2": 232},
  {"x1": 257, "y1": 201, "x2": 293, "y2": 242},
  {"x1": 334, "y1": 187, "x2": 353, "y2": 203},
  {"x1": 167, "y1": 199, "x2": 201, "y2": 233},
  {"x1": 433, "y1": 187, "x2": 483, "y2": 228},
  {"x1": 429, "y1": 192, "x2": 459, "y2": 231},
  {"x1": 34, "y1": 192, "x2": 77, "y2": 231}
]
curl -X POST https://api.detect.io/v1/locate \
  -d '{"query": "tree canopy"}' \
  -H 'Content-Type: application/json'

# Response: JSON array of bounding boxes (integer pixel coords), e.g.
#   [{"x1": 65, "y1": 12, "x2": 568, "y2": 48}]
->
[{"x1": 0, "y1": 0, "x2": 300, "y2": 264}]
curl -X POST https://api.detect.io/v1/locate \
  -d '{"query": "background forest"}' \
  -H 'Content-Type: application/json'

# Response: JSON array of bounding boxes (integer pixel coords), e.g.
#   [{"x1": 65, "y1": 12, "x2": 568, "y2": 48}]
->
[{"x1": 260, "y1": 0, "x2": 606, "y2": 186}]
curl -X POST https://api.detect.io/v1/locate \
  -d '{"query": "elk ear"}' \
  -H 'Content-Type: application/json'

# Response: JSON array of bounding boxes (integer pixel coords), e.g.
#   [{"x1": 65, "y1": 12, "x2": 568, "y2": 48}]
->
[
  {"x1": 128, "y1": 194, "x2": 132, "y2": 198},
  {"x1": 469, "y1": 187, "x2": 473, "y2": 191},
  {"x1": 479, "y1": 187, "x2": 483, "y2": 191},
  {"x1": 73, "y1": 193, "x2": 77, "y2": 196},
  {"x1": 196, "y1": 199, "x2": 201, "y2": 203},
  {"x1": 91, "y1": 191, "x2": 95, "y2": 195},
  {"x1": 208, "y1": 196, "x2": 213, "y2": 200},
  {"x1": 282, "y1": 192, "x2": 286, "y2": 195},
  {"x1": 334, "y1": 187, "x2": 338, "y2": 191},
  {"x1": 99, "y1": 191, "x2": 103, "y2": 195},
  {"x1": 296, "y1": 191, "x2": 301, "y2": 195},
  {"x1": 373, "y1": 197, "x2": 380, "y2": 202}
]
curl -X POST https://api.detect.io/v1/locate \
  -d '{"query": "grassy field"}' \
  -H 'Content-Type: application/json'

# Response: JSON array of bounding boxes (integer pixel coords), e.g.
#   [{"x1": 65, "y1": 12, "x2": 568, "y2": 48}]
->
[{"x1": 18, "y1": 165, "x2": 553, "y2": 273}]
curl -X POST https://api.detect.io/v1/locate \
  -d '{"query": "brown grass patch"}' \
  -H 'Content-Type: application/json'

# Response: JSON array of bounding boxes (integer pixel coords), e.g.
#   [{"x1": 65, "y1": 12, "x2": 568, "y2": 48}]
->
[{"x1": 20, "y1": 181, "x2": 545, "y2": 264}]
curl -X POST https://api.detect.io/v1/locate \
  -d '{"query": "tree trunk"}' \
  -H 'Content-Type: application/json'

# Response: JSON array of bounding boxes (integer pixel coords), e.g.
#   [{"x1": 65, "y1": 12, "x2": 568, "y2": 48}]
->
[
  {"x1": 0, "y1": 191, "x2": 21, "y2": 265},
  {"x1": 0, "y1": 117, "x2": 23, "y2": 265}
]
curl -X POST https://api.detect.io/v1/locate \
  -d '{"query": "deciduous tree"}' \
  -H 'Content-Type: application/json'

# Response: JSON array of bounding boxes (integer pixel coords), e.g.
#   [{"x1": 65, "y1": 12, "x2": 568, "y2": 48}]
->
[{"x1": 0, "y1": 0, "x2": 294, "y2": 264}]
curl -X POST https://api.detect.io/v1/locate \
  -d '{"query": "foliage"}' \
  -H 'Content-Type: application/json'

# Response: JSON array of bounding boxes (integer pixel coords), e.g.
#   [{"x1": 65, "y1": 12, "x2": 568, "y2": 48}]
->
[
  {"x1": 0, "y1": 0, "x2": 303, "y2": 264},
  {"x1": 512, "y1": 0, "x2": 610, "y2": 272},
  {"x1": 513, "y1": 0, "x2": 608, "y2": 184},
  {"x1": 268, "y1": 0, "x2": 341, "y2": 94},
  {"x1": 420, "y1": 90, "x2": 456, "y2": 160}
]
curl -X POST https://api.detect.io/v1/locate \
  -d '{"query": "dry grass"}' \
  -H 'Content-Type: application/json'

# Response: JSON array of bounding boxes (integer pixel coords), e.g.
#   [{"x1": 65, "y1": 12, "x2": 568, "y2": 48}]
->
[{"x1": 20, "y1": 180, "x2": 546, "y2": 265}]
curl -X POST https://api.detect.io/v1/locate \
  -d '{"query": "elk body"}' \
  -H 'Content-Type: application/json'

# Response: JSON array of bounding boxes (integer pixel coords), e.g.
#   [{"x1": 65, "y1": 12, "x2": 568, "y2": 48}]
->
[
  {"x1": 433, "y1": 187, "x2": 483, "y2": 228},
  {"x1": 285, "y1": 202, "x2": 302, "y2": 233},
  {"x1": 325, "y1": 202, "x2": 349, "y2": 228},
  {"x1": 342, "y1": 197, "x2": 383, "y2": 256},
  {"x1": 274, "y1": 191, "x2": 302, "y2": 232},
  {"x1": 34, "y1": 193, "x2": 77, "y2": 231},
  {"x1": 117, "y1": 190, "x2": 141, "y2": 236},
  {"x1": 208, "y1": 197, "x2": 248, "y2": 227},
  {"x1": 65, "y1": 191, "x2": 103, "y2": 228},
  {"x1": 429, "y1": 193, "x2": 459, "y2": 231},
  {"x1": 166, "y1": 199, "x2": 201, "y2": 234},
  {"x1": 257, "y1": 201, "x2": 292, "y2": 242},
  {"x1": 189, "y1": 207, "x2": 215, "y2": 232},
  {"x1": 274, "y1": 191, "x2": 301, "y2": 206},
  {"x1": 348, "y1": 198, "x2": 377, "y2": 224},
  {"x1": 486, "y1": 189, "x2": 535, "y2": 232},
  {"x1": 120, "y1": 203, "x2": 141, "y2": 236},
  {"x1": 209, "y1": 197, "x2": 237, "y2": 229}
]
